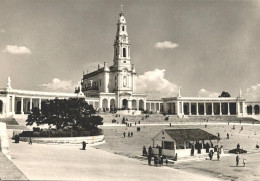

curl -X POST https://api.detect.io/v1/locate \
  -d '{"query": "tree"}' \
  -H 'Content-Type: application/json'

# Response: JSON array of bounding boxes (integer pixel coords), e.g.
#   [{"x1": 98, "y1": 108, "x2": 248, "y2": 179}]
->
[
  {"x1": 219, "y1": 91, "x2": 231, "y2": 97},
  {"x1": 26, "y1": 98, "x2": 102, "y2": 130}
]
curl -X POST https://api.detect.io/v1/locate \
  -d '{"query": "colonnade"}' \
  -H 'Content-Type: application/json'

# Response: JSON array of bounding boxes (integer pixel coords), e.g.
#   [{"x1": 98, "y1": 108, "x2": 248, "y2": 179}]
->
[
  {"x1": 146, "y1": 101, "x2": 163, "y2": 112},
  {"x1": 165, "y1": 101, "x2": 245, "y2": 116}
]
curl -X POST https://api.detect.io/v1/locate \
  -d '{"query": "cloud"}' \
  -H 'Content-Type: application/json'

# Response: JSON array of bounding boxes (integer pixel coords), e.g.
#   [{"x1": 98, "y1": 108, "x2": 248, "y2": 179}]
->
[
  {"x1": 198, "y1": 88, "x2": 219, "y2": 97},
  {"x1": 0, "y1": 29, "x2": 5, "y2": 33},
  {"x1": 136, "y1": 69, "x2": 181, "y2": 99},
  {"x1": 245, "y1": 84, "x2": 260, "y2": 101},
  {"x1": 40, "y1": 78, "x2": 79, "y2": 92},
  {"x1": 3, "y1": 45, "x2": 31, "y2": 55},
  {"x1": 154, "y1": 41, "x2": 178, "y2": 49}
]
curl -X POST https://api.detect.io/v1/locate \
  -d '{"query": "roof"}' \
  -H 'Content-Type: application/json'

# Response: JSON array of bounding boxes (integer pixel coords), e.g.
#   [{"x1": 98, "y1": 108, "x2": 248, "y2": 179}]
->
[
  {"x1": 83, "y1": 68, "x2": 105, "y2": 79},
  {"x1": 153, "y1": 129, "x2": 219, "y2": 143}
]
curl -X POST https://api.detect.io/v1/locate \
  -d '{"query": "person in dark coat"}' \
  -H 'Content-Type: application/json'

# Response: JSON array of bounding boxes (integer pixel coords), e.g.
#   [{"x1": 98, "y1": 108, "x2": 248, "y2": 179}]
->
[
  {"x1": 82, "y1": 141, "x2": 86, "y2": 150},
  {"x1": 147, "y1": 154, "x2": 152, "y2": 166},
  {"x1": 131, "y1": 132, "x2": 133, "y2": 137},
  {"x1": 148, "y1": 146, "x2": 152, "y2": 156},
  {"x1": 143, "y1": 146, "x2": 147, "y2": 156},
  {"x1": 236, "y1": 154, "x2": 240, "y2": 166},
  {"x1": 123, "y1": 132, "x2": 126, "y2": 138},
  {"x1": 29, "y1": 137, "x2": 32, "y2": 145}
]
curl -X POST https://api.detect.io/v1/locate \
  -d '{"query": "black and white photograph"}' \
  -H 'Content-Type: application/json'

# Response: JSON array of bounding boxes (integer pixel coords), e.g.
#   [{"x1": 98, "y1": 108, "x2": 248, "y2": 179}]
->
[{"x1": 0, "y1": 0, "x2": 260, "y2": 180}]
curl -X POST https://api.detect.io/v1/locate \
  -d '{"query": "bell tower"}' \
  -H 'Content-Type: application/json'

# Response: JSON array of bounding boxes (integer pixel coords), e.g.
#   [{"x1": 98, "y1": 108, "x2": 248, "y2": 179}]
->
[{"x1": 113, "y1": 6, "x2": 131, "y2": 71}]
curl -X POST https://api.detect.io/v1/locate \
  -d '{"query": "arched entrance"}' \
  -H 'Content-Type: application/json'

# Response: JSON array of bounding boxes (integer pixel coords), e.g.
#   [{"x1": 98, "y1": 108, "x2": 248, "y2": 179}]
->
[
  {"x1": 102, "y1": 99, "x2": 108, "y2": 109},
  {"x1": 0, "y1": 100, "x2": 3, "y2": 114},
  {"x1": 122, "y1": 99, "x2": 128, "y2": 109},
  {"x1": 254, "y1": 105, "x2": 259, "y2": 115},
  {"x1": 132, "y1": 99, "x2": 137, "y2": 110},
  {"x1": 247, "y1": 105, "x2": 252, "y2": 115},
  {"x1": 110, "y1": 99, "x2": 115, "y2": 109},
  {"x1": 139, "y1": 100, "x2": 144, "y2": 110}
]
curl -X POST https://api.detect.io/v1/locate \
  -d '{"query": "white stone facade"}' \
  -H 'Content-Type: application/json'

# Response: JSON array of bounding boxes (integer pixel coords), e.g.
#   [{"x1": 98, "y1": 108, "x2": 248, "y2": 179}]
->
[{"x1": 81, "y1": 9, "x2": 147, "y2": 110}]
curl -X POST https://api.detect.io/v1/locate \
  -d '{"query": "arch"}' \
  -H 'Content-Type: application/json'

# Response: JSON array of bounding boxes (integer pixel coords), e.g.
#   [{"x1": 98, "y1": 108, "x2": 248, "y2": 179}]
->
[
  {"x1": 122, "y1": 99, "x2": 128, "y2": 109},
  {"x1": 139, "y1": 99, "x2": 144, "y2": 110},
  {"x1": 0, "y1": 100, "x2": 3, "y2": 114},
  {"x1": 110, "y1": 99, "x2": 116, "y2": 108},
  {"x1": 132, "y1": 99, "x2": 137, "y2": 110},
  {"x1": 254, "y1": 105, "x2": 259, "y2": 115},
  {"x1": 102, "y1": 98, "x2": 108, "y2": 109},
  {"x1": 247, "y1": 105, "x2": 252, "y2": 115}
]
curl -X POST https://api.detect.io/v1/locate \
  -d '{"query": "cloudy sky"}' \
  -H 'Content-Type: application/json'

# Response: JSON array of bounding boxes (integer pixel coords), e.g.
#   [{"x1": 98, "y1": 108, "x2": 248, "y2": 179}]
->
[{"x1": 0, "y1": 0, "x2": 259, "y2": 100}]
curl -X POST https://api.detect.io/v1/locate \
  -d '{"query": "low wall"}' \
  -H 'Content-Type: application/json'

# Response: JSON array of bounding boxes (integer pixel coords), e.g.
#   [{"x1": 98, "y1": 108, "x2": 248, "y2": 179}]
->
[
  {"x1": 0, "y1": 122, "x2": 11, "y2": 160},
  {"x1": 19, "y1": 135, "x2": 105, "y2": 144}
]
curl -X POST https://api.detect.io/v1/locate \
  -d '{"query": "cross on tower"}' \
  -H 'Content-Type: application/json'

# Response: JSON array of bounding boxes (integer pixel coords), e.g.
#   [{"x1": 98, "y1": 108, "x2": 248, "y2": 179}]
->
[{"x1": 120, "y1": 4, "x2": 123, "y2": 12}]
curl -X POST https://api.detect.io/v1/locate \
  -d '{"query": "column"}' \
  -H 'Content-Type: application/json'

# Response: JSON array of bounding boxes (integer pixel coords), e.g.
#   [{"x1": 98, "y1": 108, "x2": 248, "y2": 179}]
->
[
  {"x1": 189, "y1": 102, "x2": 191, "y2": 115},
  {"x1": 252, "y1": 105, "x2": 255, "y2": 115},
  {"x1": 212, "y1": 102, "x2": 214, "y2": 115},
  {"x1": 196, "y1": 102, "x2": 199, "y2": 115},
  {"x1": 108, "y1": 99, "x2": 111, "y2": 110},
  {"x1": 228, "y1": 103, "x2": 230, "y2": 115},
  {"x1": 136, "y1": 100, "x2": 139, "y2": 110},
  {"x1": 177, "y1": 101, "x2": 179, "y2": 115},
  {"x1": 204, "y1": 102, "x2": 206, "y2": 115},
  {"x1": 144, "y1": 100, "x2": 146, "y2": 110},
  {"x1": 12, "y1": 95, "x2": 15, "y2": 114},
  {"x1": 184, "y1": 142, "x2": 186, "y2": 149},
  {"x1": 39, "y1": 98, "x2": 42, "y2": 110},
  {"x1": 181, "y1": 101, "x2": 184, "y2": 114},
  {"x1": 150, "y1": 102, "x2": 152, "y2": 111},
  {"x1": 30, "y1": 98, "x2": 33, "y2": 111},
  {"x1": 6, "y1": 94, "x2": 10, "y2": 114},
  {"x1": 220, "y1": 102, "x2": 222, "y2": 115},
  {"x1": 21, "y1": 97, "x2": 24, "y2": 114},
  {"x1": 158, "y1": 103, "x2": 160, "y2": 112}
]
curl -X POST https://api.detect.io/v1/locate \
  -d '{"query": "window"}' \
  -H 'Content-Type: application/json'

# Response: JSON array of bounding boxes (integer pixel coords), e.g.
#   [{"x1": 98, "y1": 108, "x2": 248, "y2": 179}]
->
[
  {"x1": 123, "y1": 76, "x2": 127, "y2": 87},
  {"x1": 123, "y1": 48, "x2": 126, "y2": 57},
  {"x1": 124, "y1": 61, "x2": 126, "y2": 63},
  {"x1": 122, "y1": 26, "x2": 125, "y2": 31}
]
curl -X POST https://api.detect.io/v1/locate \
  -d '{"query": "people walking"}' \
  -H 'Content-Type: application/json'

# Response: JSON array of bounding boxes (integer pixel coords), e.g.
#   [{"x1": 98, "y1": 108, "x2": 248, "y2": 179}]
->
[
  {"x1": 131, "y1": 132, "x2": 133, "y2": 137},
  {"x1": 217, "y1": 153, "x2": 220, "y2": 161},
  {"x1": 82, "y1": 141, "x2": 86, "y2": 150},
  {"x1": 236, "y1": 154, "x2": 240, "y2": 166},
  {"x1": 243, "y1": 158, "x2": 246, "y2": 167},
  {"x1": 227, "y1": 133, "x2": 229, "y2": 139},
  {"x1": 123, "y1": 132, "x2": 126, "y2": 138},
  {"x1": 29, "y1": 137, "x2": 32, "y2": 145},
  {"x1": 128, "y1": 131, "x2": 130, "y2": 137},
  {"x1": 147, "y1": 154, "x2": 151, "y2": 166},
  {"x1": 143, "y1": 146, "x2": 147, "y2": 156}
]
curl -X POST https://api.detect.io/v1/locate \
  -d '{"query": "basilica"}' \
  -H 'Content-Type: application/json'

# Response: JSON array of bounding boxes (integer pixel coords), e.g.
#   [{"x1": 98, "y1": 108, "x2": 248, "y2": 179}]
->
[{"x1": 0, "y1": 8, "x2": 259, "y2": 118}]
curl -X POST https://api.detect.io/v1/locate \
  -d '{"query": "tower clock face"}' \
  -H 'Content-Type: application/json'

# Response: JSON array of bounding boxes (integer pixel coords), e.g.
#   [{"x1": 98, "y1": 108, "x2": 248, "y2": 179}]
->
[{"x1": 123, "y1": 76, "x2": 127, "y2": 87}]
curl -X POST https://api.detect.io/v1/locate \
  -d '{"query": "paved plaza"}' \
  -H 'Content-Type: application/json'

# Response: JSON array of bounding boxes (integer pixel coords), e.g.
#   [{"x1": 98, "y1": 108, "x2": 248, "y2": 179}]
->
[{"x1": 8, "y1": 139, "x2": 220, "y2": 181}]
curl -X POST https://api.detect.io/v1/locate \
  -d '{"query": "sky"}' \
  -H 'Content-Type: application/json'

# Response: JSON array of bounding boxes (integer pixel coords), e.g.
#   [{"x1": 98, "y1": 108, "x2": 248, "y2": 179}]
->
[{"x1": 0, "y1": 0, "x2": 259, "y2": 100}]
